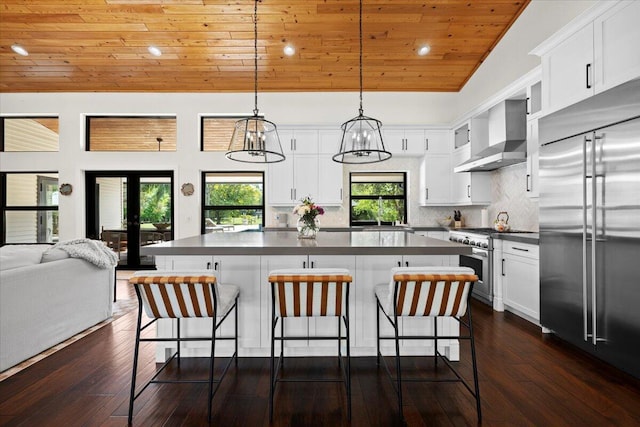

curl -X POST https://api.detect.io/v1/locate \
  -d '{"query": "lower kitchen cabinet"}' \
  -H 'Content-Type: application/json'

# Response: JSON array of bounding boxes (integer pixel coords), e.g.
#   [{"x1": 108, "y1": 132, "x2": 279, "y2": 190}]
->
[
  {"x1": 494, "y1": 240, "x2": 540, "y2": 323},
  {"x1": 153, "y1": 253, "x2": 461, "y2": 359}
]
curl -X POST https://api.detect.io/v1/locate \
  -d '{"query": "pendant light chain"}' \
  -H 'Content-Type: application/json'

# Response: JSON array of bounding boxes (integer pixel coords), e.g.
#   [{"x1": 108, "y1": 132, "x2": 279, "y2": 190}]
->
[
  {"x1": 358, "y1": 0, "x2": 363, "y2": 116},
  {"x1": 253, "y1": 0, "x2": 259, "y2": 116}
]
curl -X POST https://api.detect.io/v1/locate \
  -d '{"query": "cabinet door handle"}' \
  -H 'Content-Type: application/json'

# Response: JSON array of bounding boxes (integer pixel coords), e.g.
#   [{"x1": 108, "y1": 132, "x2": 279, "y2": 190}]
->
[
  {"x1": 214, "y1": 261, "x2": 219, "y2": 270},
  {"x1": 397, "y1": 261, "x2": 402, "y2": 267},
  {"x1": 526, "y1": 174, "x2": 531, "y2": 192},
  {"x1": 502, "y1": 259, "x2": 505, "y2": 276},
  {"x1": 512, "y1": 247, "x2": 529, "y2": 252},
  {"x1": 586, "y1": 63, "x2": 592, "y2": 89},
  {"x1": 340, "y1": 188, "x2": 343, "y2": 200},
  {"x1": 467, "y1": 185, "x2": 471, "y2": 198},
  {"x1": 425, "y1": 138, "x2": 429, "y2": 151},
  {"x1": 425, "y1": 188, "x2": 429, "y2": 200},
  {"x1": 311, "y1": 261, "x2": 315, "y2": 268},
  {"x1": 405, "y1": 261, "x2": 409, "y2": 267},
  {"x1": 207, "y1": 262, "x2": 211, "y2": 270},
  {"x1": 467, "y1": 129, "x2": 470, "y2": 142},
  {"x1": 526, "y1": 97, "x2": 530, "y2": 115},
  {"x1": 303, "y1": 261, "x2": 306, "y2": 268}
]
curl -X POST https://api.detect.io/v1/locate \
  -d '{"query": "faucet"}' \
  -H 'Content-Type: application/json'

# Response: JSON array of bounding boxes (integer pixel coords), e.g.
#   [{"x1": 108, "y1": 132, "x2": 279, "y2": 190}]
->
[{"x1": 377, "y1": 196, "x2": 382, "y2": 226}]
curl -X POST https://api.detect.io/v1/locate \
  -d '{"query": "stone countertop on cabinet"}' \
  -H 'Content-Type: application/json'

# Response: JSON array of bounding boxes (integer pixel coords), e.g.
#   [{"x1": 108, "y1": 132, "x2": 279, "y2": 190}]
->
[
  {"x1": 141, "y1": 230, "x2": 472, "y2": 256},
  {"x1": 491, "y1": 232, "x2": 539, "y2": 245}
]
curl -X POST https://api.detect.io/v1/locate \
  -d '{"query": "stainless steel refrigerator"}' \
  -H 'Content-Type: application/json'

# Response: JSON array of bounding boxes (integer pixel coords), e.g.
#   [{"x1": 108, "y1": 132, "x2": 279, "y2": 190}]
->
[{"x1": 539, "y1": 78, "x2": 640, "y2": 379}]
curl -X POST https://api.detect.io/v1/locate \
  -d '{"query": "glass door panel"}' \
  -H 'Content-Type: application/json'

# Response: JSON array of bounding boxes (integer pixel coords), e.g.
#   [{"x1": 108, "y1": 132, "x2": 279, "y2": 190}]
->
[{"x1": 86, "y1": 171, "x2": 173, "y2": 269}]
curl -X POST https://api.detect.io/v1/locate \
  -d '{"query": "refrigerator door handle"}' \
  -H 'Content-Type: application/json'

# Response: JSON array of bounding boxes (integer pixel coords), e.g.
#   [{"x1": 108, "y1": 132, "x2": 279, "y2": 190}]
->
[
  {"x1": 592, "y1": 133, "x2": 604, "y2": 346},
  {"x1": 583, "y1": 134, "x2": 591, "y2": 343}
]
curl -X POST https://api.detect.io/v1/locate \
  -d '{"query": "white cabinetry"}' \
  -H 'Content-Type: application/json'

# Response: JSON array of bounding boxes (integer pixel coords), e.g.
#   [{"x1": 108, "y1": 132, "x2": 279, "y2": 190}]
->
[
  {"x1": 419, "y1": 130, "x2": 452, "y2": 206},
  {"x1": 317, "y1": 130, "x2": 344, "y2": 205},
  {"x1": 538, "y1": 1, "x2": 640, "y2": 114},
  {"x1": 451, "y1": 145, "x2": 491, "y2": 205},
  {"x1": 268, "y1": 129, "x2": 319, "y2": 205},
  {"x1": 269, "y1": 129, "x2": 343, "y2": 206},
  {"x1": 526, "y1": 118, "x2": 540, "y2": 198},
  {"x1": 454, "y1": 116, "x2": 489, "y2": 156},
  {"x1": 493, "y1": 240, "x2": 540, "y2": 324},
  {"x1": 383, "y1": 128, "x2": 425, "y2": 156}
]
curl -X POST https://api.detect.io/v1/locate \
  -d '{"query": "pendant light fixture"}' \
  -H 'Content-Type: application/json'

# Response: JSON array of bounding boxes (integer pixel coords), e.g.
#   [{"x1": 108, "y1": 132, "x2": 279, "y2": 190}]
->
[
  {"x1": 226, "y1": 0, "x2": 285, "y2": 164},
  {"x1": 333, "y1": 0, "x2": 391, "y2": 164}
]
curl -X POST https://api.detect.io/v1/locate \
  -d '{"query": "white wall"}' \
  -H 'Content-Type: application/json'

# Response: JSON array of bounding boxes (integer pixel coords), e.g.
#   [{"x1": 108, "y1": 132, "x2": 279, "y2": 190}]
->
[{"x1": 455, "y1": 0, "x2": 598, "y2": 119}]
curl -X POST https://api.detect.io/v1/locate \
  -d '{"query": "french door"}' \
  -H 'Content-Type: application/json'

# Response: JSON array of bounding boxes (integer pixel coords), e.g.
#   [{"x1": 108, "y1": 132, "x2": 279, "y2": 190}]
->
[{"x1": 86, "y1": 171, "x2": 173, "y2": 269}]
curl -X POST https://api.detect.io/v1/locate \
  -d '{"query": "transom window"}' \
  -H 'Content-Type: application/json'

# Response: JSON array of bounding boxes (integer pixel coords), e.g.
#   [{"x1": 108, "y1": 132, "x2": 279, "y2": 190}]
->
[
  {"x1": 349, "y1": 172, "x2": 407, "y2": 226},
  {"x1": 202, "y1": 172, "x2": 264, "y2": 233},
  {"x1": 201, "y1": 116, "x2": 253, "y2": 152},
  {"x1": 1, "y1": 117, "x2": 59, "y2": 152},
  {"x1": 1, "y1": 172, "x2": 59, "y2": 244},
  {"x1": 86, "y1": 116, "x2": 176, "y2": 151}
]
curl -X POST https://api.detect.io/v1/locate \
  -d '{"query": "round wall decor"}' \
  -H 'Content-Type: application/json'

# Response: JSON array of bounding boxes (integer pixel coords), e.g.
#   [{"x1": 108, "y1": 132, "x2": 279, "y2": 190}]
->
[
  {"x1": 59, "y1": 183, "x2": 73, "y2": 195},
  {"x1": 181, "y1": 183, "x2": 194, "y2": 196}
]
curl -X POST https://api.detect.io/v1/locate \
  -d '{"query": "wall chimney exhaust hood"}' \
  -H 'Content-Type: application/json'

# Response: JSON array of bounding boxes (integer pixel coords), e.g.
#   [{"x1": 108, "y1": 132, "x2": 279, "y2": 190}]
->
[{"x1": 454, "y1": 99, "x2": 527, "y2": 173}]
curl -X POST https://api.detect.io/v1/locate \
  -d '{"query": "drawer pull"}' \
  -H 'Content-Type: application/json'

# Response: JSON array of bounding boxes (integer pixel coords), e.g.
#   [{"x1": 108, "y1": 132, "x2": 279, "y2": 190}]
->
[{"x1": 512, "y1": 247, "x2": 529, "y2": 252}]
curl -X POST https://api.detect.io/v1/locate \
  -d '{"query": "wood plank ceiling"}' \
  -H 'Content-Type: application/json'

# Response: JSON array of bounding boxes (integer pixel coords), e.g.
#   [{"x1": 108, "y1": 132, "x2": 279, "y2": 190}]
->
[{"x1": 0, "y1": 0, "x2": 530, "y2": 93}]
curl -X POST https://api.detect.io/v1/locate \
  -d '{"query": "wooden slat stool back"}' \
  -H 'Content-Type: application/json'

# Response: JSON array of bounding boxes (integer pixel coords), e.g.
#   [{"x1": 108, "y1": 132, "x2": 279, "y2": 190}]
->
[
  {"x1": 268, "y1": 268, "x2": 353, "y2": 421},
  {"x1": 127, "y1": 271, "x2": 239, "y2": 425},
  {"x1": 375, "y1": 266, "x2": 481, "y2": 423}
]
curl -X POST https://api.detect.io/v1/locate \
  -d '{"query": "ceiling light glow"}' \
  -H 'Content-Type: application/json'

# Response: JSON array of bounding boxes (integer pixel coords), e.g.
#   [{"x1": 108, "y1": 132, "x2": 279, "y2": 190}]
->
[
  {"x1": 283, "y1": 45, "x2": 295, "y2": 56},
  {"x1": 11, "y1": 44, "x2": 29, "y2": 56},
  {"x1": 148, "y1": 46, "x2": 162, "y2": 57},
  {"x1": 417, "y1": 45, "x2": 431, "y2": 56}
]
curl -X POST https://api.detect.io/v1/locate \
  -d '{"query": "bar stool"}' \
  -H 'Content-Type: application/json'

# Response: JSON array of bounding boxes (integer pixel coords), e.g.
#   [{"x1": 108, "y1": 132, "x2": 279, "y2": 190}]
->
[
  {"x1": 127, "y1": 271, "x2": 239, "y2": 425},
  {"x1": 375, "y1": 266, "x2": 481, "y2": 423},
  {"x1": 268, "y1": 268, "x2": 353, "y2": 421}
]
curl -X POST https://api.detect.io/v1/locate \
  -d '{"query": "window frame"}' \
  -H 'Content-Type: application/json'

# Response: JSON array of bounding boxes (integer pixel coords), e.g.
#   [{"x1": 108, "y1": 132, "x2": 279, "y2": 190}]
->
[
  {"x1": 200, "y1": 171, "x2": 265, "y2": 233},
  {"x1": 200, "y1": 115, "x2": 256, "y2": 152},
  {"x1": 85, "y1": 115, "x2": 177, "y2": 152},
  {"x1": 349, "y1": 172, "x2": 408, "y2": 226},
  {"x1": 1, "y1": 171, "x2": 60, "y2": 245},
  {"x1": 1, "y1": 116, "x2": 59, "y2": 152}
]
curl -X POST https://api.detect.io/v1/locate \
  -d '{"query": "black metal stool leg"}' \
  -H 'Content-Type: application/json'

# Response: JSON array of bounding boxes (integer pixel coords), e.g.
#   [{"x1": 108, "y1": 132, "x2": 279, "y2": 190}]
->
[
  {"x1": 434, "y1": 316, "x2": 438, "y2": 367},
  {"x1": 376, "y1": 298, "x2": 381, "y2": 365},
  {"x1": 208, "y1": 315, "x2": 216, "y2": 422},
  {"x1": 127, "y1": 298, "x2": 143, "y2": 426},
  {"x1": 468, "y1": 306, "x2": 482, "y2": 423},
  {"x1": 394, "y1": 314, "x2": 404, "y2": 421}
]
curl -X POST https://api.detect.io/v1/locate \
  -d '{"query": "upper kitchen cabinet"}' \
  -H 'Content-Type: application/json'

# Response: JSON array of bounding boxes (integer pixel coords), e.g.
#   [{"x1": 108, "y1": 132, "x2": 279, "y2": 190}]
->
[
  {"x1": 318, "y1": 130, "x2": 344, "y2": 205},
  {"x1": 383, "y1": 128, "x2": 426, "y2": 156},
  {"x1": 419, "y1": 130, "x2": 452, "y2": 206},
  {"x1": 535, "y1": 1, "x2": 640, "y2": 115},
  {"x1": 268, "y1": 129, "x2": 319, "y2": 205},
  {"x1": 277, "y1": 129, "x2": 319, "y2": 155},
  {"x1": 424, "y1": 130, "x2": 451, "y2": 154},
  {"x1": 454, "y1": 116, "x2": 488, "y2": 157},
  {"x1": 526, "y1": 118, "x2": 540, "y2": 198},
  {"x1": 451, "y1": 145, "x2": 491, "y2": 205}
]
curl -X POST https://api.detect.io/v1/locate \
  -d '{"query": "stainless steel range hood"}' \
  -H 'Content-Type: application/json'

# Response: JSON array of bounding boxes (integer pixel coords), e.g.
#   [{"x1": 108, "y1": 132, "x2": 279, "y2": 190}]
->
[
  {"x1": 453, "y1": 140, "x2": 527, "y2": 172},
  {"x1": 454, "y1": 99, "x2": 527, "y2": 173}
]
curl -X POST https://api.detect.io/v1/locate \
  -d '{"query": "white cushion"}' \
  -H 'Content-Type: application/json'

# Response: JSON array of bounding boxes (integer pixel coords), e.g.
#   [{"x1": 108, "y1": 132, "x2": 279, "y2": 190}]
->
[
  {"x1": 0, "y1": 245, "x2": 50, "y2": 271},
  {"x1": 40, "y1": 248, "x2": 70, "y2": 263}
]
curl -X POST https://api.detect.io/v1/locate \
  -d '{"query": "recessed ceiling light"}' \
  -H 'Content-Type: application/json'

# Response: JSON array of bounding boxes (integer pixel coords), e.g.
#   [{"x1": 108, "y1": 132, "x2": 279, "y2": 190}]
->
[
  {"x1": 11, "y1": 44, "x2": 29, "y2": 56},
  {"x1": 283, "y1": 45, "x2": 295, "y2": 56},
  {"x1": 417, "y1": 45, "x2": 431, "y2": 56},
  {"x1": 148, "y1": 46, "x2": 162, "y2": 57}
]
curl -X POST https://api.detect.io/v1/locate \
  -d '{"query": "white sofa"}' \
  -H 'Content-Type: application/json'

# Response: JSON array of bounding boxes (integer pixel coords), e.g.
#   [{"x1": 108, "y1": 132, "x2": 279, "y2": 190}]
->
[{"x1": 0, "y1": 244, "x2": 114, "y2": 372}]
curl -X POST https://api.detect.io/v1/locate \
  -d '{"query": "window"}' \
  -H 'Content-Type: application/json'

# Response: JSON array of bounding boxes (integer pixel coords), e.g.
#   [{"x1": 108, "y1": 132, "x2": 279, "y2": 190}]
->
[
  {"x1": 1, "y1": 172, "x2": 59, "y2": 244},
  {"x1": 349, "y1": 172, "x2": 407, "y2": 226},
  {"x1": 202, "y1": 172, "x2": 264, "y2": 232},
  {"x1": 1, "y1": 117, "x2": 59, "y2": 152},
  {"x1": 86, "y1": 116, "x2": 176, "y2": 151},
  {"x1": 201, "y1": 116, "x2": 252, "y2": 151}
]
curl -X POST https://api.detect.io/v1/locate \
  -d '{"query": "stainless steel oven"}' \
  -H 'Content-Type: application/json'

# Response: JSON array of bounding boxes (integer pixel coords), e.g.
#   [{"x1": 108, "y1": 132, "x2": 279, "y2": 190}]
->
[{"x1": 449, "y1": 229, "x2": 494, "y2": 306}]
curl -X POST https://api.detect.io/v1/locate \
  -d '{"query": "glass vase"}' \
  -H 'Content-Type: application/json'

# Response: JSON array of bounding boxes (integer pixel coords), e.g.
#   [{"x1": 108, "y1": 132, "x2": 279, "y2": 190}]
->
[{"x1": 296, "y1": 216, "x2": 320, "y2": 239}]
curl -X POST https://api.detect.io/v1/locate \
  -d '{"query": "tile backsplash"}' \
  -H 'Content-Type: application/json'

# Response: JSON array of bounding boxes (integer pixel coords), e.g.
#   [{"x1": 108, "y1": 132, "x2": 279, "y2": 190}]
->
[{"x1": 267, "y1": 158, "x2": 539, "y2": 232}]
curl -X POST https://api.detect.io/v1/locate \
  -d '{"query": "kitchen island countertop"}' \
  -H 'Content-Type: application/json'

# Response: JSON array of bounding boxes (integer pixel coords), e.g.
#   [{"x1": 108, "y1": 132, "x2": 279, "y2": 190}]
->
[{"x1": 141, "y1": 230, "x2": 472, "y2": 256}]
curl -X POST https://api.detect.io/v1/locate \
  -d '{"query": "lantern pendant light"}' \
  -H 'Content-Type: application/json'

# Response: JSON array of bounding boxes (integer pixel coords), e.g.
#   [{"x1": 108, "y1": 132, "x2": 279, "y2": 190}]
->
[
  {"x1": 333, "y1": 0, "x2": 391, "y2": 164},
  {"x1": 226, "y1": 0, "x2": 285, "y2": 164}
]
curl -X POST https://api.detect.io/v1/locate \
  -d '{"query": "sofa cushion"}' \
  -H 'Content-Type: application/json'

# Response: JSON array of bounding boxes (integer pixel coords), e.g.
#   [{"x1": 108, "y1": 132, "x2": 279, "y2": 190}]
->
[{"x1": 0, "y1": 245, "x2": 50, "y2": 271}]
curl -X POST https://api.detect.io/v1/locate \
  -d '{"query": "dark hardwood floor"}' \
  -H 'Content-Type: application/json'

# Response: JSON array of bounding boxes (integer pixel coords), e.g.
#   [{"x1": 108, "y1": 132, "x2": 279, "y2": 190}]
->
[{"x1": 2, "y1": 273, "x2": 640, "y2": 426}]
